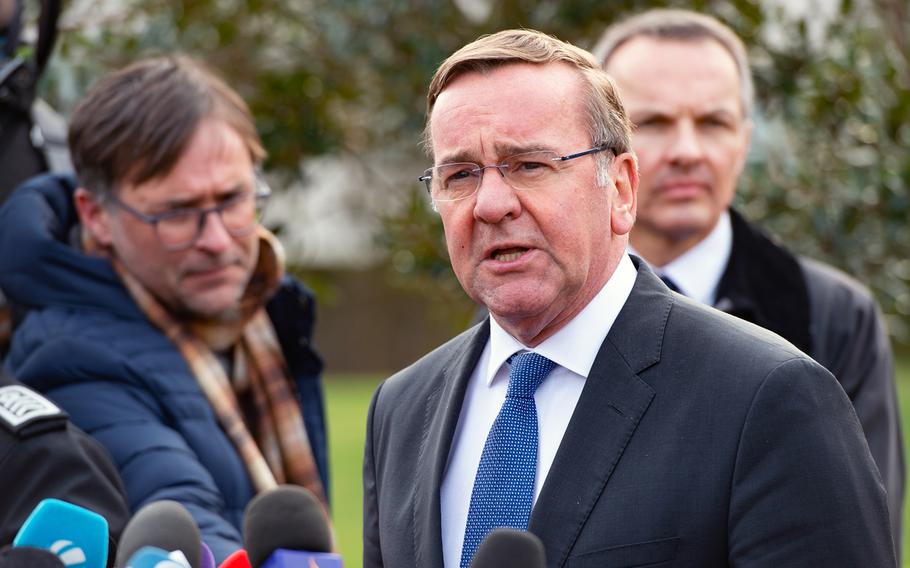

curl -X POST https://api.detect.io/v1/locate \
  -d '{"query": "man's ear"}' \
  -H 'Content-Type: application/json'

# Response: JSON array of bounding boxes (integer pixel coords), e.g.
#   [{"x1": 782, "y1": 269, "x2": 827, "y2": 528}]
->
[
  {"x1": 610, "y1": 152, "x2": 638, "y2": 236},
  {"x1": 74, "y1": 188, "x2": 114, "y2": 247}
]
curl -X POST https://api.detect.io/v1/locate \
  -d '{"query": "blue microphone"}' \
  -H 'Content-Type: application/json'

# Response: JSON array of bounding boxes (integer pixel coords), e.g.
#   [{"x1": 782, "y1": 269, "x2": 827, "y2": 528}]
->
[
  {"x1": 124, "y1": 546, "x2": 192, "y2": 568},
  {"x1": 258, "y1": 550, "x2": 341, "y2": 568},
  {"x1": 12, "y1": 498, "x2": 109, "y2": 568},
  {"x1": 242, "y1": 486, "x2": 341, "y2": 568}
]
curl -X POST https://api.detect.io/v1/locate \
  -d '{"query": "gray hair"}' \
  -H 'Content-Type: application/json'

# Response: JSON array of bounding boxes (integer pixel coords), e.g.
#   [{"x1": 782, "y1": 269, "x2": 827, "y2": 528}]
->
[{"x1": 593, "y1": 9, "x2": 754, "y2": 117}]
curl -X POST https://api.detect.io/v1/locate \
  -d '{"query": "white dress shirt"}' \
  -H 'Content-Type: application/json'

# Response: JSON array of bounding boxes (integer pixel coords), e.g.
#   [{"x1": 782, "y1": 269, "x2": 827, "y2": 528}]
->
[
  {"x1": 440, "y1": 254, "x2": 638, "y2": 567},
  {"x1": 629, "y1": 211, "x2": 733, "y2": 306}
]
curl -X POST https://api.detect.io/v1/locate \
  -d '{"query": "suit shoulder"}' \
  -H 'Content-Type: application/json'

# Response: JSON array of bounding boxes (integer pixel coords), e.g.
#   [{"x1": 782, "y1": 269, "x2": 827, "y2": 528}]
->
[
  {"x1": 650, "y1": 298, "x2": 839, "y2": 428},
  {"x1": 660, "y1": 296, "x2": 822, "y2": 393},
  {"x1": 378, "y1": 321, "x2": 486, "y2": 401},
  {"x1": 798, "y1": 256, "x2": 878, "y2": 309},
  {"x1": 672, "y1": 294, "x2": 807, "y2": 360},
  {"x1": 796, "y1": 256, "x2": 892, "y2": 376}
]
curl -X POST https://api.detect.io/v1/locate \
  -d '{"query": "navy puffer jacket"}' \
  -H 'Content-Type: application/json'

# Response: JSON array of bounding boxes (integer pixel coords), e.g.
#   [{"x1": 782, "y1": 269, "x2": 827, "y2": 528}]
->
[{"x1": 0, "y1": 174, "x2": 328, "y2": 563}]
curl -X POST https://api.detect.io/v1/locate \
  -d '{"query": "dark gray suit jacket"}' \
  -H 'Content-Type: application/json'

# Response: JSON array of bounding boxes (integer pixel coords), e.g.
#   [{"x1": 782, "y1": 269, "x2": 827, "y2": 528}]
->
[
  {"x1": 713, "y1": 209, "x2": 903, "y2": 547},
  {"x1": 363, "y1": 263, "x2": 895, "y2": 568}
]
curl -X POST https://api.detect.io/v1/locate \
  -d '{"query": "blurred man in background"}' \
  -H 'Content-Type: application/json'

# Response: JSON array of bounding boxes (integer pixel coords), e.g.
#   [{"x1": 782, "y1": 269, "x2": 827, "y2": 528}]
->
[
  {"x1": 596, "y1": 9, "x2": 904, "y2": 548},
  {"x1": 364, "y1": 28, "x2": 894, "y2": 568},
  {"x1": 0, "y1": 55, "x2": 328, "y2": 563}
]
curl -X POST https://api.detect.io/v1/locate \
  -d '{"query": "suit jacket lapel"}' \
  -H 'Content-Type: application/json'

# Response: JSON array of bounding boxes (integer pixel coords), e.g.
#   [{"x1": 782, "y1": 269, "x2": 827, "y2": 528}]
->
[
  {"x1": 413, "y1": 322, "x2": 491, "y2": 568},
  {"x1": 529, "y1": 262, "x2": 671, "y2": 566}
]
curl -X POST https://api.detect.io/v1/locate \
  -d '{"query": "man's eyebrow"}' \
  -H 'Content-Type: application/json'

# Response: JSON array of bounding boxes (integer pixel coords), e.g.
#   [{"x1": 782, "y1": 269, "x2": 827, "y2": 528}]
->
[
  {"x1": 630, "y1": 107, "x2": 741, "y2": 125},
  {"x1": 629, "y1": 109, "x2": 672, "y2": 123},
  {"x1": 435, "y1": 150, "x2": 479, "y2": 165},
  {"x1": 435, "y1": 143, "x2": 553, "y2": 165},
  {"x1": 494, "y1": 142, "x2": 553, "y2": 156},
  {"x1": 698, "y1": 108, "x2": 739, "y2": 121},
  {"x1": 159, "y1": 183, "x2": 246, "y2": 210}
]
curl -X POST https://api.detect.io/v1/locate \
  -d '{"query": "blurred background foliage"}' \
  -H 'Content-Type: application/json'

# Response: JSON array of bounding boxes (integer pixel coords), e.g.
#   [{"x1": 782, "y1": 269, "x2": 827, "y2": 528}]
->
[{"x1": 40, "y1": 0, "x2": 910, "y2": 360}]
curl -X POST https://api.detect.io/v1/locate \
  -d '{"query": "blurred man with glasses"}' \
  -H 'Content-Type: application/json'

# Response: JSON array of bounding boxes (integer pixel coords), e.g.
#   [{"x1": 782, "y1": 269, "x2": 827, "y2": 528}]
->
[
  {"x1": 363, "y1": 29, "x2": 894, "y2": 568},
  {"x1": 595, "y1": 9, "x2": 903, "y2": 553},
  {"x1": 0, "y1": 55, "x2": 329, "y2": 563}
]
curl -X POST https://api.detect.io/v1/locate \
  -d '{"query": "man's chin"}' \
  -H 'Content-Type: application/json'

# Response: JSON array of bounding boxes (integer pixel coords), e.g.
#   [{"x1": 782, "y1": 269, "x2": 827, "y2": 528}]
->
[
  {"x1": 482, "y1": 292, "x2": 557, "y2": 327},
  {"x1": 645, "y1": 210, "x2": 718, "y2": 240},
  {"x1": 177, "y1": 289, "x2": 246, "y2": 322}
]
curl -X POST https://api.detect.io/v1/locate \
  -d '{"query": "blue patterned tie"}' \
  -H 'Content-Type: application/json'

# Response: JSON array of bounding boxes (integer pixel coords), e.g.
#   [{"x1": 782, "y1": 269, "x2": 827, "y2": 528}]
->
[{"x1": 460, "y1": 352, "x2": 557, "y2": 568}]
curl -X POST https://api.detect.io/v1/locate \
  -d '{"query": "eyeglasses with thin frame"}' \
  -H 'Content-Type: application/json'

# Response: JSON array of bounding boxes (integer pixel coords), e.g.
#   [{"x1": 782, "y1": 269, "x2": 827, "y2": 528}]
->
[
  {"x1": 107, "y1": 172, "x2": 272, "y2": 251},
  {"x1": 418, "y1": 144, "x2": 615, "y2": 207}
]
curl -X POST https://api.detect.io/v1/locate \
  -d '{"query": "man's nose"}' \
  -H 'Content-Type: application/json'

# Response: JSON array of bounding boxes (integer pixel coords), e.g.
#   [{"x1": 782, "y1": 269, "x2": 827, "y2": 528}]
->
[
  {"x1": 473, "y1": 166, "x2": 521, "y2": 223},
  {"x1": 194, "y1": 211, "x2": 233, "y2": 252},
  {"x1": 667, "y1": 120, "x2": 705, "y2": 165}
]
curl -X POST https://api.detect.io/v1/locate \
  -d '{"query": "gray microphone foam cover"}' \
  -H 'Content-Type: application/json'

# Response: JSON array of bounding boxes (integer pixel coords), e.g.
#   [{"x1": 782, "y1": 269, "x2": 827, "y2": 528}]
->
[
  {"x1": 242, "y1": 485, "x2": 332, "y2": 568},
  {"x1": 115, "y1": 500, "x2": 201, "y2": 568},
  {"x1": 469, "y1": 528, "x2": 546, "y2": 568}
]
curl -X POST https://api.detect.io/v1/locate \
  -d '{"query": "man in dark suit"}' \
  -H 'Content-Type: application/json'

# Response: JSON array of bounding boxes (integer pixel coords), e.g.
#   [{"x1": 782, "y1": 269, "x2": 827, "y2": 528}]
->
[
  {"x1": 363, "y1": 29, "x2": 895, "y2": 568},
  {"x1": 593, "y1": 9, "x2": 903, "y2": 547}
]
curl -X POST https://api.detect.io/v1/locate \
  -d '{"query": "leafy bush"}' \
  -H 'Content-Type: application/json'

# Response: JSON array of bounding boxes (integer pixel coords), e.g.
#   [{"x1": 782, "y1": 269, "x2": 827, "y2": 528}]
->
[{"x1": 49, "y1": 0, "x2": 909, "y2": 341}]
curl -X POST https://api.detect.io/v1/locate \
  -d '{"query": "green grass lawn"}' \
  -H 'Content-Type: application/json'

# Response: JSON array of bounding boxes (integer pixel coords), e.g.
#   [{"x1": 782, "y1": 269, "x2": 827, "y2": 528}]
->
[
  {"x1": 327, "y1": 353, "x2": 910, "y2": 567},
  {"x1": 325, "y1": 373, "x2": 383, "y2": 566},
  {"x1": 896, "y1": 352, "x2": 910, "y2": 566}
]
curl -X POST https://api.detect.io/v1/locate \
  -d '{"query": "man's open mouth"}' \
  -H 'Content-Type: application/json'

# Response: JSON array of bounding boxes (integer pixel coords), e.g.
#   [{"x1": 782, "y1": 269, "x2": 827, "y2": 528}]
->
[{"x1": 491, "y1": 247, "x2": 529, "y2": 262}]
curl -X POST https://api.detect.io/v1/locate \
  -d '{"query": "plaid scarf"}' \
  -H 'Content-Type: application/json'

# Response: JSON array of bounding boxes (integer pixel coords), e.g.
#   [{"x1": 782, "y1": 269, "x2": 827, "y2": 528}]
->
[{"x1": 104, "y1": 227, "x2": 327, "y2": 509}]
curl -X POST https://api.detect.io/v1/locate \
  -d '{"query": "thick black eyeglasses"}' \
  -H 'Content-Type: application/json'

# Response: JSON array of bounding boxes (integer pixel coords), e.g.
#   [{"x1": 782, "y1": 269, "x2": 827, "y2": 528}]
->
[
  {"x1": 418, "y1": 144, "x2": 614, "y2": 205},
  {"x1": 107, "y1": 174, "x2": 271, "y2": 251}
]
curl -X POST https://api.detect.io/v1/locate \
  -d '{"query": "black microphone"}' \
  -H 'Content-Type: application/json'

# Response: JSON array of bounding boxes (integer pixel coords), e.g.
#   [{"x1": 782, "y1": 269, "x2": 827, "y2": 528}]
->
[
  {"x1": 242, "y1": 485, "x2": 340, "y2": 568},
  {"x1": 0, "y1": 546, "x2": 66, "y2": 567},
  {"x1": 115, "y1": 501, "x2": 201, "y2": 568},
  {"x1": 469, "y1": 528, "x2": 546, "y2": 568}
]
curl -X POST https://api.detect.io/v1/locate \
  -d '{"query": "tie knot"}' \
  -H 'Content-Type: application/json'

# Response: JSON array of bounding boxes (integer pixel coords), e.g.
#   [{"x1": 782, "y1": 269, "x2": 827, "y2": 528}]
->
[{"x1": 506, "y1": 352, "x2": 556, "y2": 399}]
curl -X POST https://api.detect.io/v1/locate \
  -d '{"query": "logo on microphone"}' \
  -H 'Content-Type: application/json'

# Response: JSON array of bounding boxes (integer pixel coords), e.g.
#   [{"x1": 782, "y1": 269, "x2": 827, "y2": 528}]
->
[
  {"x1": 49, "y1": 540, "x2": 87, "y2": 566},
  {"x1": 151, "y1": 560, "x2": 189, "y2": 568},
  {"x1": 123, "y1": 546, "x2": 192, "y2": 568}
]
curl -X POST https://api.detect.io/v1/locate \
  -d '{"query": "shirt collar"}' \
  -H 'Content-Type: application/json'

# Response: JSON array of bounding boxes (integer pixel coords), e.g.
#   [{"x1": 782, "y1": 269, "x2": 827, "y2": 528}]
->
[
  {"x1": 629, "y1": 211, "x2": 732, "y2": 306},
  {"x1": 484, "y1": 253, "x2": 637, "y2": 385}
]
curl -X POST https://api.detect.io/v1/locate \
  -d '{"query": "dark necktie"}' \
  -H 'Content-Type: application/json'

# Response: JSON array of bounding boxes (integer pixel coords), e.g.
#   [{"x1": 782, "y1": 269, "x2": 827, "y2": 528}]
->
[{"x1": 460, "y1": 352, "x2": 557, "y2": 567}]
